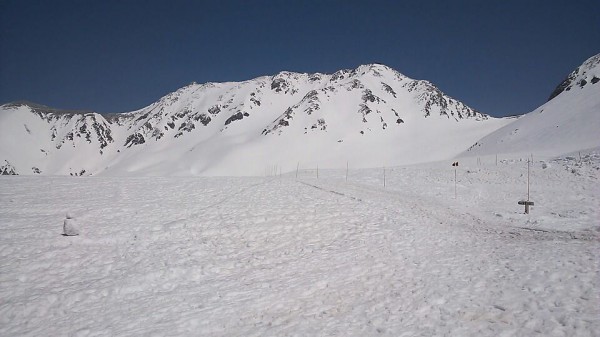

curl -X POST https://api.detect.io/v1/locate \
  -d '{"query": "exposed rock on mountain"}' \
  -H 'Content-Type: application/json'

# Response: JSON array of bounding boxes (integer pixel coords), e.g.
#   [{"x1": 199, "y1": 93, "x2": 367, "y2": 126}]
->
[
  {"x1": 1, "y1": 63, "x2": 512, "y2": 176},
  {"x1": 548, "y1": 54, "x2": 600, "y2": 101},
  {"x1": 463, "y1": 53, "x2": 600, "y2": 158}
]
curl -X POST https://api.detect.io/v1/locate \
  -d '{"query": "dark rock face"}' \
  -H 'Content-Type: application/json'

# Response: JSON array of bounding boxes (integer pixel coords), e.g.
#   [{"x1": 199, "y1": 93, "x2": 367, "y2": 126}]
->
[
  {"x1": 263, "y1": 108, "x2": 294, "y2": 135},
  {"x1": 548, "y1": 54, "x2": 600, "y2": 101},
  {"x1": 330, "y1": 68, "x2": 357, "y2": 82},
  {"x1": 124, "y1": 133, "x2": 145, "y2": 147},
  {"x1": 196, "y1": 113, "x2": 212, "y2": 126},
  {"x1": 271, "y1": 75, "x2": 298, "y2": 94},
  {"x1": 382, "y1": 82, "x2": 397, "y2": 98},
  {"x1": 208, "y1": 105, "x2": 221, "y2": 115},
  {"x1": 70, "y1": 169, "x2": 86, "y2": 176},
  {"x1": 2, "y1": 62, "x2": 495, "y2": 175},
  {"x1": 262, "y1": 90, "x2": 322, "y2": 136},
  {"x1": 301, "y1": 91, "x2": 320, "y2": 115},
  {"x1": 404, "y1": 80, "x2": 482, "y2": 120},
  {"x1": 1, "y1": 160, "x2": 17, "y2": 175},
  {"x1": 548, "y1": 72, "x2": 578, "y2": 101},
  {"x1": 271, "y1": 78, "x2": 287, "y2": 92},
  {"x1": 362, "y1": 89, "x2": 384, "y2": 104},
  {"x1": 22, "y1": 103, "x2": 115, "y2": 152},
  {"x1": 225, "y1": 112, "x2": 249, "y2": 126},
  {"x1": 308, "y1": 74, "x2": 322, "y2": 82},
  {"x1": 175, "y1": 122, "x2": 196, "y2": 138},
  {"x1": 358, "y1": 104, "x2": 372, "y2": 122}
]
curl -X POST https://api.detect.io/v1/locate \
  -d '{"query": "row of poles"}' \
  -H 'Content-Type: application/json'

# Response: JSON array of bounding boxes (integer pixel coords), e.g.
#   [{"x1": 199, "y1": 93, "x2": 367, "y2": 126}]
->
[
  {"x1": 266, "y1": 161, "x2": 390, "y2": 187},
  {"x1": 267, "y1": 154, "x2": 532, "y2": 201}
]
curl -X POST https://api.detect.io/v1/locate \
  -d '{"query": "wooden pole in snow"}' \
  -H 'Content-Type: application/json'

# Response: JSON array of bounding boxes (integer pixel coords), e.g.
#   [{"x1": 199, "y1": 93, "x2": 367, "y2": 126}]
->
[
  {"x1": 527, "y1": 158, "x2": 530, "y2": 202},
  {"x1": 346, "y1": 161, "x2": 348, "y2": 183},
  {"x1": 383, "y1": 167, "x2": 386, "y2": 188},
  {"x1": 317, "y1": 165, "x2": 319, "y2": 179},
  {"x1": 451, "y1": 161, "x2": 458, "y2": 199},
  {"x1": 454, "y1": 166, "x2": 456, "y2": 199},
  {"x1": 296, "y1": 162, "x2": 299, "y2": 179}
]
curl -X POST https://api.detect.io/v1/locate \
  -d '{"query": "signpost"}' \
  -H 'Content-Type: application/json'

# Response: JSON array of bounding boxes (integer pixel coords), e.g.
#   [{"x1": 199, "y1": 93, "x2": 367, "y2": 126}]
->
[
  {"x1": 518, "y1": 200, "x2": 535, "y2": 214},
  {"x1": 518, "y1": 159, "x2": 534, "y2": 214},
  {"x1": 452, "y1": 161, "x2": 458, "y2": 199}
]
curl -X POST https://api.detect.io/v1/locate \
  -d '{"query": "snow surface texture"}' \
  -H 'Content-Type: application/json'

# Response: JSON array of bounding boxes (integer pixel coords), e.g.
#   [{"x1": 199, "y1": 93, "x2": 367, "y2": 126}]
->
[
  {"x1": 1, "y1": 152, "x2": 599, "y2": 336},
  {"x1": 0, "y1": 64, "x2": 510, "y2": 176}
]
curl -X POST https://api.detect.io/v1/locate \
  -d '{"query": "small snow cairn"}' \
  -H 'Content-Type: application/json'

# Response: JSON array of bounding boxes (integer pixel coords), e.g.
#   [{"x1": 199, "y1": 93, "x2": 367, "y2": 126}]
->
[{"x1": 63, "y1": 212, "x2": 79, "y2": 236}]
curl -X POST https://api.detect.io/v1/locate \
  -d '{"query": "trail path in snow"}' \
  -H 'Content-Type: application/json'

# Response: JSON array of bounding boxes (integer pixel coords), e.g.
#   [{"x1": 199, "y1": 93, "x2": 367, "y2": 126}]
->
[
  {"x1": 299, "y1": 177, "x2": 598, "y2": 335},
  {"x1": 1, "y1": 164, "x2": 598, "y2": 336}
]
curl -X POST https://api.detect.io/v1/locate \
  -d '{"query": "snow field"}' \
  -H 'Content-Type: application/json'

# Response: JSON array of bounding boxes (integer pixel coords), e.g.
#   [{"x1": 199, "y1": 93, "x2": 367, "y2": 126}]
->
[{"x1": 0, "y1": 154, "x2": 598, "y2": 336}]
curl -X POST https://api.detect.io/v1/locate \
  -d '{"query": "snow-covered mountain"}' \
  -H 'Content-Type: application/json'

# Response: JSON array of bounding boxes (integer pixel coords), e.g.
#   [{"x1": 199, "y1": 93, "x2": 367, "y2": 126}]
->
[
  {"x1": 462, "y1": 53, "x2": 600, "y2": 158},
  {"x1": 1, "y1": 64, "x2": 512, "y2": 176}
]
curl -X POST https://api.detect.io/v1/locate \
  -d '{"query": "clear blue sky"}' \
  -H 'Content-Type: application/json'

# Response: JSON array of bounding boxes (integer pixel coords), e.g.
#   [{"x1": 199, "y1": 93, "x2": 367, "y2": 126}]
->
[{"x1": 1, "y1": 0, "x2": 598, "y2": 117}]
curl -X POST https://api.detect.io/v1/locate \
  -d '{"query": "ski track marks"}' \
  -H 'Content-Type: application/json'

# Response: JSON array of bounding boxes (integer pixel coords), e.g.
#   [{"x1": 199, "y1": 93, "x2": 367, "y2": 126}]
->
[{"x1": 0, "y1": 172, "x2": 598, "y2": 336}]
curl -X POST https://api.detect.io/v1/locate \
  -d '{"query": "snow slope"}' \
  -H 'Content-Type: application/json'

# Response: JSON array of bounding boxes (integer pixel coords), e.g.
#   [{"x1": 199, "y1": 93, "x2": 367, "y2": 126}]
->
[
  {"x1": 462, "y1": 54, "x2": 600, "y2": 159},
  {"x1": 1, "y1": 152, "x2": 598, "y2": 336},
  {"x1": 0, "y1": 64, "x2": 511, "y2": 176}
]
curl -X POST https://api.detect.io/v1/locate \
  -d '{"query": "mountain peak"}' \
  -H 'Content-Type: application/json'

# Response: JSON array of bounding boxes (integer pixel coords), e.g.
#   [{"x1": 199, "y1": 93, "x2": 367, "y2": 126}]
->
[
  {"x1": 1, "y1": 62, "x2": 505, "y2": 176},
  {"x1": 548, "y1": 53, "x2": 600, "y2": 101},
  {"x1": 3, "y1": 100, "x2": 49, "y2": 110},
  {"x1": 462, "y1": 53, "x2": 600, "y2": 158},
  {"x1": 2, "y1": 100, "x2": 96, "y2": 115}
]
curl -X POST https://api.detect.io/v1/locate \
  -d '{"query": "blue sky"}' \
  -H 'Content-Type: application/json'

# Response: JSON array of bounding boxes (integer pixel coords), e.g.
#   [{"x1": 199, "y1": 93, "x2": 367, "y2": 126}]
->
[{"x1": 0, "y1": 0, "x2": 598, "y2": 117}]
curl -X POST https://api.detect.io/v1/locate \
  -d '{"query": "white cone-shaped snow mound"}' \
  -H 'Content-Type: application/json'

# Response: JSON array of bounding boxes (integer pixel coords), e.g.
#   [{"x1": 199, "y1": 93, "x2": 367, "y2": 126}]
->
[{"x1": 63, "y1": 218, "x2": 79, "y2": 236}]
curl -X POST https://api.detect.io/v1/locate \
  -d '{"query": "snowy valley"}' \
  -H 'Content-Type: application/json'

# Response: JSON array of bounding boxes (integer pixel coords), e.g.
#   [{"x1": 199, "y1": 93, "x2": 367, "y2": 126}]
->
[
  {"x1": 1, "y1": 54, "x2": 599, "y2": 336},
  {"x1": 1, "y1": 153, "x2": 598, "y2": 336}
]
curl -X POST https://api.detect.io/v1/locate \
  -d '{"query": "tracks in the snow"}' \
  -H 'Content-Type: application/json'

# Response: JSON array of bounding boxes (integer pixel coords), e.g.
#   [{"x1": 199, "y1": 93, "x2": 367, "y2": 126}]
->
[
  {"x1": 297, "y1": 181, "x2": 363, "y2": 202},
  {"x1": 295, "y1": 179, "x2": 599, "y2": 242}
]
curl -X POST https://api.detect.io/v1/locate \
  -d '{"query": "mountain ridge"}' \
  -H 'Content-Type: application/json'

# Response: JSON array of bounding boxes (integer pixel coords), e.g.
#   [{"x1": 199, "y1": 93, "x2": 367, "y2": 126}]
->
[
  {"x1": 461, "y1": 53, "x2": 600, "y2": 158},
  {"x1": 0, "y1": 62, "x2": 533, "y2": 176}
]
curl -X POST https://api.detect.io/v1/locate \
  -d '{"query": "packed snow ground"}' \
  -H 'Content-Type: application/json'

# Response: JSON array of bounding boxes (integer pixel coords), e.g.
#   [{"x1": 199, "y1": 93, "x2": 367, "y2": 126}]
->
[{"x1": 1, "y1": 152, "x2": 599, "y2": 336}]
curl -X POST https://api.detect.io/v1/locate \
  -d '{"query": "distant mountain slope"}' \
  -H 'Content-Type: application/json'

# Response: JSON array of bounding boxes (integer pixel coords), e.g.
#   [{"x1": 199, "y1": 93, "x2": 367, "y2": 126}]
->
[
  {"x1": 462, "y1": 53, "x2": 600, "y2": 158},
  {"x1": 1, "y1": 64, "x2": 511, "y2": 176}
]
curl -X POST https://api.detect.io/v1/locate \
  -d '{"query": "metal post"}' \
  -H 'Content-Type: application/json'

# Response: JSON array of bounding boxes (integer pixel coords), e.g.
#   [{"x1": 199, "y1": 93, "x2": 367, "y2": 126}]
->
[
  {"x1": 383, "y1": 167, "x2": 386, "y2": 188},
  {"x1": 346, "y1": 161, "x2": 348, "y2": 183},
  {"x1": 527, "y1": 159, "x2": 530, "y2": 201},
  {"x1": 454, "y1": 167, "x2": 457, "y2": 199},
  {"x1": 296, "y1": 162, "x2": 299, "y2": 179}
]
